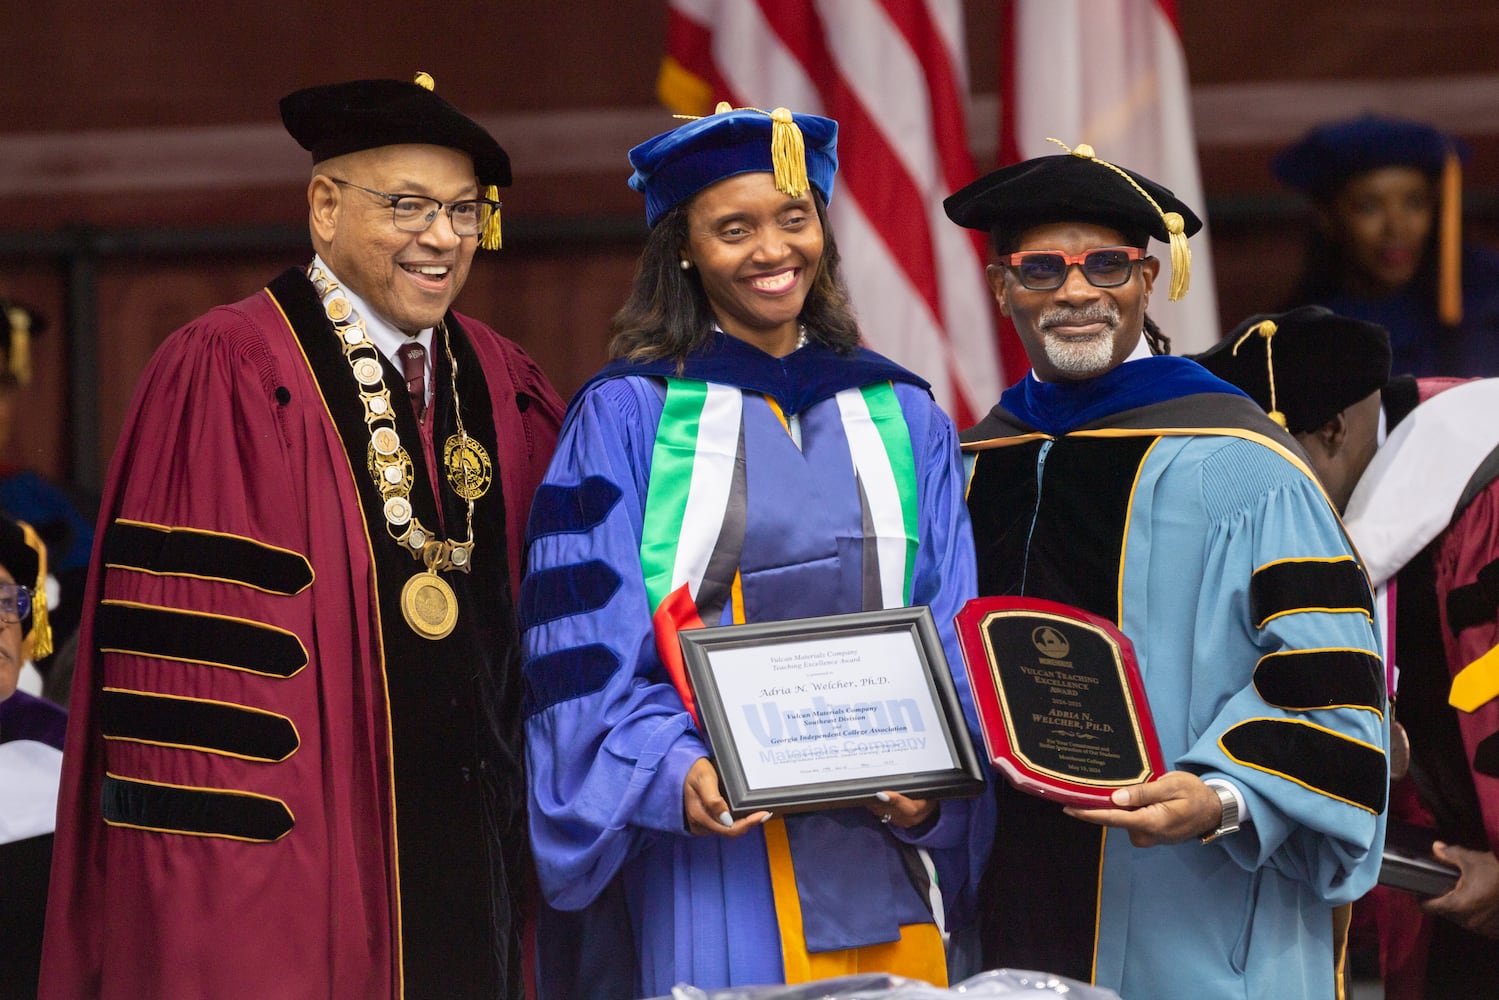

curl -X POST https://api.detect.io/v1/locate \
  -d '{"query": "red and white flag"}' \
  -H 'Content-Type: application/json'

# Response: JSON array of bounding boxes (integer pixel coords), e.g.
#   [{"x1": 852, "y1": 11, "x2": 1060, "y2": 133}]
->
[
  {"x1": 1000, "y1": 0, "x2": 1221, "y2": 353},
  {"x1": 659, "y1": 0, "x2": 1002, "y2": 426}
]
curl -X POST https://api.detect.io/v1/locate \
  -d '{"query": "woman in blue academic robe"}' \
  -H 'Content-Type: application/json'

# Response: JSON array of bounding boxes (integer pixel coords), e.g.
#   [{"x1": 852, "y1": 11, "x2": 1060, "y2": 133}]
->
[{"x1": 522, "y1": 105, "x2": 988, "y2": 996}]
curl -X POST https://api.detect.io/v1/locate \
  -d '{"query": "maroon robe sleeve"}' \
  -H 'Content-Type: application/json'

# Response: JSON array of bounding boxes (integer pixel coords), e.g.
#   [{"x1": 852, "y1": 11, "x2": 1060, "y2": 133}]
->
[{"x1": 1435, "y1": 476, "x2": 1499, "y2": 855}]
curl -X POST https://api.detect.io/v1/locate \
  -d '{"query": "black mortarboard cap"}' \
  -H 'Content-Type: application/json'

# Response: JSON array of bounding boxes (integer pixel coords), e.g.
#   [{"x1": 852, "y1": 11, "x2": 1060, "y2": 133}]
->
[
  {"x1": 280, "y1": 72, "x2": 511, "y2": 188},
  {"x1": 1191, "y1": 305, "x2": 1392, "y2": 434},
  {"x1": 944, "y1": 140, "x2": 1203, "y2": 300}
]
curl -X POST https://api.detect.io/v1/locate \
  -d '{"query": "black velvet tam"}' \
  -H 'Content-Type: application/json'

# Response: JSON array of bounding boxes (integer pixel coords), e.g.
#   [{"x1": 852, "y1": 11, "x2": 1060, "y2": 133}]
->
[
  {"x1": 944, "y1": 151, "x2": 1202, "y2": 251},
  {"x1": 1193, "y1": 305, "x2": 1392, "y2": 435},
  {"x1": 280, "y1": 75, "x2": 510, "y2": 187}
]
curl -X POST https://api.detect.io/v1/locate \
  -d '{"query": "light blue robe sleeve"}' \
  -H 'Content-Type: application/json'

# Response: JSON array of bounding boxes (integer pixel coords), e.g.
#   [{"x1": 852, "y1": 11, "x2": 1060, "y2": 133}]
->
[
  {"x1": 522, "y1": 377, "x2": 708, "y2": 910},
  {"x1": 1176, "y1": 439, "x2": 1388, "y2": 905}
]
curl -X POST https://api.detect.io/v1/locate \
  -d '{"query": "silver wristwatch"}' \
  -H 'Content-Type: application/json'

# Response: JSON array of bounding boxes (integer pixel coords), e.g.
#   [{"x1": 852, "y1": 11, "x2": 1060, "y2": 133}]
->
[{"x1": 1201, "y1": 782, "x2": 1242, "y2": 843}]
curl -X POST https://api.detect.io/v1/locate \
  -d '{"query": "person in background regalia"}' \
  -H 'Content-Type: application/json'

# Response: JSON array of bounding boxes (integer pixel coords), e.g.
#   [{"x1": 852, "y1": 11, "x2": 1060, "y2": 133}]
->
[{"x1": 1274, "y1": 115, "x2": 1499, "y2": 378}]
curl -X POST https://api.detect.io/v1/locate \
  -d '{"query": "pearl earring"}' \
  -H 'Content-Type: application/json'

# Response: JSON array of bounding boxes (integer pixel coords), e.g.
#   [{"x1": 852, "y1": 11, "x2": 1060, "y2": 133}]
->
[{"x1": 679, "y1": 259, "x2": 692, "y2": 271}]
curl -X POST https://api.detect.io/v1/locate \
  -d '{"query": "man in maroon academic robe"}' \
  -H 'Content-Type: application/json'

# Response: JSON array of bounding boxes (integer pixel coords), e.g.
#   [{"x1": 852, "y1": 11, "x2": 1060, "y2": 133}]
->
[
  {"x1": 40, "y1": 74, "x2": 563, "y2": 999},
  {"x1": 1196, "y1": 305, "x2": 1499, "y2": 998}
]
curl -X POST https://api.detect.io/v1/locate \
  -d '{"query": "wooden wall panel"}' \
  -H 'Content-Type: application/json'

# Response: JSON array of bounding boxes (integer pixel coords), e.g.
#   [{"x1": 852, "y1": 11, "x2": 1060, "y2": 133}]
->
[{"x1": 0, "y1": 266, "x2": 68, "y2": 483}]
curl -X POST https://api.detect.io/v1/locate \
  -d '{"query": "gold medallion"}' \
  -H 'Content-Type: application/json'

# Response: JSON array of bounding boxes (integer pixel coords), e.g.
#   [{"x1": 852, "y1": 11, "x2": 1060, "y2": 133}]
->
[
  {"x1": 444, "y1": 435, "x2": 493, "y2": 501},
  {"x1": 368, "y1": 444, "x2": 413, "y2": 496},
  {"x1": 371, "y1": 426, "x2": 400, "y2": 456},
  {"x1": 401, "y1": 571, "x2": 458, "y2": 640},
  {"x1": 353, "y1": 356, "x2": 384, "y2": 386}
]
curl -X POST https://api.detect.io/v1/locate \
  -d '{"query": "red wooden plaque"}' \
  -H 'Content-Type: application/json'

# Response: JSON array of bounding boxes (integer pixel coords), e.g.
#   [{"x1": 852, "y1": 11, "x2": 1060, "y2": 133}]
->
[{"x1": 955, "y1": 596, "x2": 1165, "y2": 807}]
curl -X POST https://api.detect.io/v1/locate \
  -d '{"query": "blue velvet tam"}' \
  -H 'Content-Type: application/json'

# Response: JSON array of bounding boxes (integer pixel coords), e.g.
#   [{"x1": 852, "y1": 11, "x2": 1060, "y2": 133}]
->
[
  {"x1": 280, "y1": 72, "x2": 511, "y2": 188},
  {"x1": 1273, "y1": 114, "x2": 1469, "y2": 199},
  {"x1": 627, "y1": 105, "x2": 839, "y2": 227}
]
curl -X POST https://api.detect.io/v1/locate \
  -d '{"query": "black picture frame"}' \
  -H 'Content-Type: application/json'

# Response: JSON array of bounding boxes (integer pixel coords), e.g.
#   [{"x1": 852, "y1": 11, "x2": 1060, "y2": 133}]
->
[{"x1": 678, "y1": 606, "x2": 987, "y2": 818}]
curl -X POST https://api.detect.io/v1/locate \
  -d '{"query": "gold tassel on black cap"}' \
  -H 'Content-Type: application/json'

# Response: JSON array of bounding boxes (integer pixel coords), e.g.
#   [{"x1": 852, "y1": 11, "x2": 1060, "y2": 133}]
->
[
  {"x1": 19, "y1": 520, "x2": 51, "y2": 658},
  {"x1": 1232, "y1": 319, "x2": 1288, "y2": 429},
  {"x1": 480, "y1": 188, "x2": 503, "y2": 251},
  {"x1": 1046, "y1": 137, "x2": 1193, "y2": 302},
  {"x1": 411, "y1": 70, "x2": 503, "y2": 251}
]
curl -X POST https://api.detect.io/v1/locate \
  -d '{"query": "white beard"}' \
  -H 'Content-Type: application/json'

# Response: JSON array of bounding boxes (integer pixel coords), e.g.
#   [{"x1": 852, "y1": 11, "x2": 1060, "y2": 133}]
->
[
  {"x1": 1040, "y1": 329, "x2": 1117, "y2": 377},
  {"x1": 1034, "y1": 303, "x2": 1123, "y2": 378}
]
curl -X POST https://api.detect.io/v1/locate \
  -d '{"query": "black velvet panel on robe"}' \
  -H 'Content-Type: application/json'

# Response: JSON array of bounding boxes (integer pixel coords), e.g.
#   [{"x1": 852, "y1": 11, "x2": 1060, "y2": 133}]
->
[
  {"x1": 968, "y1": 435, "x2": 1153, "y2": 983},
  {"x1": 0, "y1": 833, "x2": 52, "y2": 1000},
  {"x1": 1391, "y1": 541, "x2": 1499, "y2": 994},
  {"x1": 272, "y1": 270, "x2": 526, "y2": 998}
]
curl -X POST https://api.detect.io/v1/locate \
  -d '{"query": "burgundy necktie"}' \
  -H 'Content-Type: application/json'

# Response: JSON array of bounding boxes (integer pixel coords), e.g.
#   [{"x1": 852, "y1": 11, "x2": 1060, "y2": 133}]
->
[{"x1": 397, "y1": 341, "x2": 427, "y2": 421}]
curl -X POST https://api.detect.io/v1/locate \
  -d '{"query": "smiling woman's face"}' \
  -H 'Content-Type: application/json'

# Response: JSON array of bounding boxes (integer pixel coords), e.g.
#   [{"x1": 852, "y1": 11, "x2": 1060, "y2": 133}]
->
[
  {"x1": 1325, "y1": 165, "x2": 1435, "y2": 295},
  {"x1": 682, "y1": 171, "x2": 824, "y2": 357}
]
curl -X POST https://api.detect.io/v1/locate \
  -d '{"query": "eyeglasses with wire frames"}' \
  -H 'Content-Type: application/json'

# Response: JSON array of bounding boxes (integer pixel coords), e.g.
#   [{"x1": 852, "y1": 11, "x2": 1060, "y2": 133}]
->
[
  {"x1": 326, "y1": 178, "x2": 499, "y2": 237},
  {"x1": 1003, "y1": 246, "x2": 1146, "y2": 291},
  {"x1": 0, "y1": 582, "x2": 33, "y2": 625}
]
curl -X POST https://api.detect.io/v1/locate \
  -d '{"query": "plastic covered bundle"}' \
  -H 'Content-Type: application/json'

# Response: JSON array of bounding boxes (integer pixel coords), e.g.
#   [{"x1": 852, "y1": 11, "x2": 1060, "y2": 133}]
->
[{"x1": 658, "y1": 969, "x2": 1123, "y2": 999}]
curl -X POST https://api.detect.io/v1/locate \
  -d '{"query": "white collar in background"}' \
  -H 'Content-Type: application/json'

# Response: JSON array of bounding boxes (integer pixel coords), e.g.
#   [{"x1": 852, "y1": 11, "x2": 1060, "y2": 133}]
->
[
  {"x1": 1344, "y1": 378, "x2": 1499, "y2": 586},
  {"x1": 0, "y1": 739, "x2": 62, "y2": 844}
]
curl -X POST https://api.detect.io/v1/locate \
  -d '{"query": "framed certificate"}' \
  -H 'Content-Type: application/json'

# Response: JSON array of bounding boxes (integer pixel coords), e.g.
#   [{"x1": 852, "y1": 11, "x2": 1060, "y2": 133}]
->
[
  {"x1": 955, "y1": 596, "x2": 1165, "y2": 807},
  {"x1": 678, "y1": 606, "x2": 987, "y2": 818}
]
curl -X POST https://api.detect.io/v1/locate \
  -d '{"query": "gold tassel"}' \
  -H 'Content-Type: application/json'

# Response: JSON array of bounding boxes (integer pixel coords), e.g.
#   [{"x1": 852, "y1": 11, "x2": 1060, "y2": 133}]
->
[
  {"x1": 1437, "y1": 149, "x2": 1462, "y2": 326},
  {"x1": 18, "y1": 520, "x2": 51, "y2": 659},
  {"x1": 1045, "y1": 137, "x2": 1193, "y2": 300},
  {"x1": 480, "y1": 185, "x2": 503, "y2": 250},
  {"x1": 1232, "y1": 319, "x2": 1287, "y2": 428},
  {"x1": 5, "y1": 303, "x2": 31, "y2": 385},
  {"x1": 408, "y1": 71, "x2": 501, "y2": 250},
  {"x1": 769, "y1": 107, "x2": 810, "y2": 198},
  {"x1": 1164, "y1": 212, "x2": 1192, "y2": 302}
]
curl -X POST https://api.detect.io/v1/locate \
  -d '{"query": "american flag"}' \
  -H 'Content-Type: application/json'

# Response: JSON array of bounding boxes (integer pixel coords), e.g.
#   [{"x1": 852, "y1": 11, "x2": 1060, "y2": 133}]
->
[
  {"x1": 658, "y1": 0, "x2": 1002, "y2": 426},
  {"x1": 1000, "y1": 0, "x2": 1221, "y2": 354}
]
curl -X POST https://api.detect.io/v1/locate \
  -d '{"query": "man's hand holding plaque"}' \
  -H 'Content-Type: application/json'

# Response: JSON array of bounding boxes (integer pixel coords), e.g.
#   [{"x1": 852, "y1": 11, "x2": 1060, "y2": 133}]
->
[{"x1": 955, "y1": 596, "x2": 1165, "y2": 808}]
